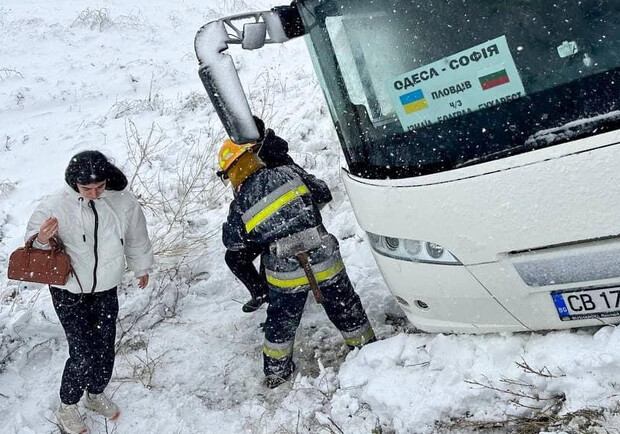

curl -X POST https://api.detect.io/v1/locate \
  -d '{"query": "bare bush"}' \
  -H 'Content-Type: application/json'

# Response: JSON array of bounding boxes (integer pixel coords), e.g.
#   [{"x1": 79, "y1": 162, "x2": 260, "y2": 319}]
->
[
  {"x1": 71, "y1": 8, "x2": 113, "y2": 31},
  {"x1": 124, "y1": 120, "x2": 168, "y2": 189},
  {"x1": 248, "y1": 70, "x2": 285, "y2": 128},
  {"x1": 115, "y1": 10, "x2": 147, "y2": 30},
  {"x1": 117, "y1": 338, "x2": 168, "y2": 390},
  {"x1": 178, "y1": 91, "x2": 210, "y2": 112},
  {"x1": 464, "y1": 375, "x2": 565, "y2": 412},
  {"x1": 439, "y1": 358, "x2": 606, "y2": 433},
  {"x1": 203, "y1": 0, "x2": 251, "y2": 19},
  {"x1": 0, "y1": 209, "x2": 9, "y2": 248},
  {"x1": 71, "y1": 7, "x2": 148, "y2": 32},
  {"x1": 108, "y1": 119, "x2": 227, "y2": 388},
  {"x1": 0, "y1": 333, "x2": 24, "y2": 375},
  {"x1": 440, "y1": 406, "x2": 606, "y2": 434},
  {"x1": 516, "y1": 356, "x2": 565, "y2": 379},
  {"x1": 114, "y1": 261, "x2": 188, "y2": 357},
  {"x1": 124, "y1": 119, "x2": 226, "y2": 258}
]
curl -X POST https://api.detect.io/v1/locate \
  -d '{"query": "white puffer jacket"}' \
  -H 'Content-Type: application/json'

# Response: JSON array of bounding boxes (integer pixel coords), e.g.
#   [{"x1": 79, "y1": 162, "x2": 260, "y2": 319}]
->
[{"x1": 26, "y1": 185, "x2": 154, "y2": 294}]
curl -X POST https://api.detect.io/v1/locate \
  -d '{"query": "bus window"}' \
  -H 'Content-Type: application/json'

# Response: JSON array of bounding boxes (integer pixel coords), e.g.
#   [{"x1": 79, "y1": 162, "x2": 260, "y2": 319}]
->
[{"x1": 301, "y1": 0, "x2": 620, "y2": 179}]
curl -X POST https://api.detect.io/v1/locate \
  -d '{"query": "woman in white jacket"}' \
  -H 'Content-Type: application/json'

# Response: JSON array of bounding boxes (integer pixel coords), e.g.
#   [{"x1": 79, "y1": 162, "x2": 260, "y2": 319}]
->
[{"x1": 25, "y1": 150, "x2": 154, "y2": 434}]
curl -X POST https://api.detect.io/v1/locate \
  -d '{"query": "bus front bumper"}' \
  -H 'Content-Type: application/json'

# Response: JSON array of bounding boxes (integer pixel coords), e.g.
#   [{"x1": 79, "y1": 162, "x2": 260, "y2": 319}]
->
[{"x1": 372, "y1": 252, "x2": 526, "y2": 333}]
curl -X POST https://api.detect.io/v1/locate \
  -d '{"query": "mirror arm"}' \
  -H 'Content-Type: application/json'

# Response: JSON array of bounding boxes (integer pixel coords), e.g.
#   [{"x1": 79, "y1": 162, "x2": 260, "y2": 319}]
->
[{"x1": 195, "y1": 8, "x2": 304, "y2": 144}]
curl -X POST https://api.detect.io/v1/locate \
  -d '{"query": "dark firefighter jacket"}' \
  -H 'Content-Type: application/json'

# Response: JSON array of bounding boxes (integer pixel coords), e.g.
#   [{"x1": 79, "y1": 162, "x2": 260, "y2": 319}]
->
[
  {"x1": 224, "y1": 130, "x2": 331, "y2": 297},
  {"x1": 223, "y1": 164, "x2": 332, "y2": 251},
  {"x1": 222, "y1": 162, "x2": 334, "y2": 295}
]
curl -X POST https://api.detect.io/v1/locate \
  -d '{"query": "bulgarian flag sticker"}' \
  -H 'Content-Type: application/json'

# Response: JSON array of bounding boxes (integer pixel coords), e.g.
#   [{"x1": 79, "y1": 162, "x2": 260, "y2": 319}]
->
[{"x1": 478, "y1": 68, "x2": 510, "y2": 90}]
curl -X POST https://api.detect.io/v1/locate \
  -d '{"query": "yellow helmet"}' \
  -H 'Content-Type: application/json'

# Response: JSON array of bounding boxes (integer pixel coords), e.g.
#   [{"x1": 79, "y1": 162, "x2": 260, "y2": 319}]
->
[{"x1": 217, "y1": 139, "x2": 255, "y2": 174}]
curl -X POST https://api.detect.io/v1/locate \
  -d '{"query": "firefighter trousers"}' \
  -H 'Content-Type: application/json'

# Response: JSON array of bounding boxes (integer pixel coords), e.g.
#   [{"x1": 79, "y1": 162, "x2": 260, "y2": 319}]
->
[{"x1": 262, "y1": 271, "x2": 375, "y2": 377}]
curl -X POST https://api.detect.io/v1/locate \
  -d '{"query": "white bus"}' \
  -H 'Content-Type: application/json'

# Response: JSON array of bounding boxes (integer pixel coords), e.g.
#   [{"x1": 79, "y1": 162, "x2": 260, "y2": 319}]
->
[{"x1": 195, "y1": 0, "x2": 620, "y2": 333}]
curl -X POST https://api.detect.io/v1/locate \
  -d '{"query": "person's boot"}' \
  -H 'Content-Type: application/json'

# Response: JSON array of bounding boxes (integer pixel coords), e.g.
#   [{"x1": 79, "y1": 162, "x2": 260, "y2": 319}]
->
[
  {"x1": 242, "y1": 293, "x2": 268, "y2": 313},
  {"x1": 263, "y1": 361, "x2": 296, "y2": 389},
  {"x1": 83, "y1": 392, "x2": 120, "y2": 420},
  {"x1": 55, "y1": 403, "x2": 88, "y2": 434}
]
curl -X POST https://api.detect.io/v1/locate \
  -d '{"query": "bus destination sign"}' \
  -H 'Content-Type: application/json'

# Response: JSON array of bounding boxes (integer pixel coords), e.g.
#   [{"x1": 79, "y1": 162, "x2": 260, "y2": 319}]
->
[{"x1": 388, "y1": 35, "x2": 526, "y2": 132}]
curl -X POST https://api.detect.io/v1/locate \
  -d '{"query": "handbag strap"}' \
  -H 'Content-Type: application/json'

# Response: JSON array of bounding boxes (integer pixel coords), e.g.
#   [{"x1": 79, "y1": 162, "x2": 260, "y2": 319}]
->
[
  {"x1": 70, "y1": 266, "x2": 84, "y2": 294},
  {"x1": 49, "y1": 267, "x2": 85, "y2": 308},
  {"x1": 25, "y1": 233, "x2": 65, "y2": 252},
  {"x1": 24, "y1": 234, "x2": 38, "y2": 250},
  {"x1": 49, "y1": 236, "x2": 66, "y2": 252},
  {"x1": 48, "y1": 264, "x2": 85, "y2": 309}
]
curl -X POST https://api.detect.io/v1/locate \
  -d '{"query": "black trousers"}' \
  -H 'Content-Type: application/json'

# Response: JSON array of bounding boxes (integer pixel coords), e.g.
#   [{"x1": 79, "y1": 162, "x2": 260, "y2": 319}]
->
[
  {"x1": 225, "y1": 245, "x2": 269, "y2": 300},
  {"x1": 50, "y1": 287, "x2": 118, "y2": 405}
]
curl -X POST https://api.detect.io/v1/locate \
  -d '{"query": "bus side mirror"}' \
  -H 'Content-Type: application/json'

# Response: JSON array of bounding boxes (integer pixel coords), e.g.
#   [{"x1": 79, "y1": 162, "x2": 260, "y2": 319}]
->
[
  {"x1": 242, "y1": 22, "x2": 267, "y2": 50},
  {"x1": 195, "y1": 7, "x2": 306, "y2": 144}
]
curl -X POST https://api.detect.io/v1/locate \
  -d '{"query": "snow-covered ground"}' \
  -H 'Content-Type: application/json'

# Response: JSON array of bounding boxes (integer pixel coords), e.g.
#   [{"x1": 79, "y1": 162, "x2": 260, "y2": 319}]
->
[{"x1": 1, "y1": 1, "x2": 620, "y2": 433}]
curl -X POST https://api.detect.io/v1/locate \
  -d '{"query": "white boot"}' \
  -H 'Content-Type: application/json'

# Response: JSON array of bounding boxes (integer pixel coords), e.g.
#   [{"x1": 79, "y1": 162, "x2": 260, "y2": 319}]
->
[
  {"x1": 55, "y1": 403, "x2": 88, "y2": 434},
  {"x1": 83, "y1": 392, "x2": 120, "y2": 419}
]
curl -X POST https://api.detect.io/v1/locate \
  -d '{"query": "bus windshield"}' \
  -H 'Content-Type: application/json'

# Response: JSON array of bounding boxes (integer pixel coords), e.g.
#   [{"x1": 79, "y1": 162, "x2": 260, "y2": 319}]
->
[{"x1": 299, "y1": 0, "x2": 620, "y2": 179}]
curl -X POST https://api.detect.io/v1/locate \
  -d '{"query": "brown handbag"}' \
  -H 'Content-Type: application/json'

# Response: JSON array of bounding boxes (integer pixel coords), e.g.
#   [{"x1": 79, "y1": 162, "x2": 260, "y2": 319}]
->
[{"x1": 7, "y1": 234, "x2": 72, "y2": 285}]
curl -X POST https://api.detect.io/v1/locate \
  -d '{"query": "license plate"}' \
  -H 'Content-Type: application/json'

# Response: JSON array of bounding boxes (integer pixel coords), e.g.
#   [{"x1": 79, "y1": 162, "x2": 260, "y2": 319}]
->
[{"x1": 552, "y1": 287, "x2": 620, "y2": 321}]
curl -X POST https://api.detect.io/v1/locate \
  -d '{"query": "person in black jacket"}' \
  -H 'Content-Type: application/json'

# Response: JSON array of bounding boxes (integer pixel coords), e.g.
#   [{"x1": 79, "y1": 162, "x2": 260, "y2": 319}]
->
[
  {"x1": 218, "y1": 138, "x2": 375, "y2": 388},
  {"x1": 224, "y1": 117, "x2": 304, "y2": 313},
  {"x1": 251, "y1": 116, "x2": 295, "y2": 168}
]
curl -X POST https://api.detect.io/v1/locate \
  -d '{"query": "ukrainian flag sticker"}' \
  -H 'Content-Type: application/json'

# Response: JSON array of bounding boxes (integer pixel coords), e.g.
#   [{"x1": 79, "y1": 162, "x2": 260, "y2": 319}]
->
[{"x1": 399, "y1": 89, "x2": 429, "y2": 114}]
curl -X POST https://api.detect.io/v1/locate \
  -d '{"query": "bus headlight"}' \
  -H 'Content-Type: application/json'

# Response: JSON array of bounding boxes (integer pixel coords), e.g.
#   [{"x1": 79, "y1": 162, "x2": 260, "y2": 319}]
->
[
  {"x1": 404, "y1": 239, "x2": 422, "y2": 256},
  {"x1": 426, "y1": 242, "x2": 444, "y2": 259},
  {"x1": 384, "y1": 237, "x2": 400, "y2": 251},
  {"x1": 367, "y1": 232, "x2": 461, "y2": 265}
]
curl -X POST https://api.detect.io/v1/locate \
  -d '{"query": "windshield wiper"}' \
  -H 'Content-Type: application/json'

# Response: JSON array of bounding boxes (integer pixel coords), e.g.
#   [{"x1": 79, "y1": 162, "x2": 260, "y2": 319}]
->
[
  {"x1": 523, "y1": 111, "x2": 620, "y2": 148},
  {"x1": 455, "y1": 111, "x2": 620, "y2": 169}
]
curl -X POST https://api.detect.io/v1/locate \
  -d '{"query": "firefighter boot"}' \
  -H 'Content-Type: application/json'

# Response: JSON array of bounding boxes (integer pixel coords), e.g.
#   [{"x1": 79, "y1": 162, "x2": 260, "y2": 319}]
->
[{"x1": 264, "y1": 361, "x2": 296, "y2": 388}]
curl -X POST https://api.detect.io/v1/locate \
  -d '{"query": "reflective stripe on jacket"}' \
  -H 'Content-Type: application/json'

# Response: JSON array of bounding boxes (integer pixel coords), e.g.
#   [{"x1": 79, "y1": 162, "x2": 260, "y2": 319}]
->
[
  {"x1": 222, "y1": 165, "x2": 329, "y2": 250},
  {"x1": 242, "y1": 179, "x2": 310, "y2": 234},
  {"x1": 263, "y1": 233, "x2": 345, "y2": 293},
  {"x1": 265, "y1": 251, "x2": 345, "y2": 291}
]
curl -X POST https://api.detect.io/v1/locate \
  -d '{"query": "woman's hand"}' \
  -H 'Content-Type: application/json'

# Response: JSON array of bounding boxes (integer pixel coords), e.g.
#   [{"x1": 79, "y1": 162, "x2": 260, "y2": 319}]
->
[
  {"x1": 37, "y1": 217, "x2": 58, "y2": 244},
  {"x1": 138, "y1": 274, "x2": 149, "y2": 289}
]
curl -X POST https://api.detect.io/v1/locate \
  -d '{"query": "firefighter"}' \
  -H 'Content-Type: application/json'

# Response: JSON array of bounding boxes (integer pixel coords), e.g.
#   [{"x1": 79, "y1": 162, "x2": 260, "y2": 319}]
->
[
  {"x1": 223, "y1": 116, "x2": 297, "y2": 313},
  {"x1": 218, "y1": 138, "x2": 375, "y2": 388},
  {"x1": 225, "y1": 116, "x2": 328, "y2": 313}
]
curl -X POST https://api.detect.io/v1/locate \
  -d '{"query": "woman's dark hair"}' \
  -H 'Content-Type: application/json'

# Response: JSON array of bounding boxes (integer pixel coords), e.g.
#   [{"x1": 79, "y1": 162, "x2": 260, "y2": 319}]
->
[{"x1": 65, "y1": 151, "x2": 128, "y2": 192}]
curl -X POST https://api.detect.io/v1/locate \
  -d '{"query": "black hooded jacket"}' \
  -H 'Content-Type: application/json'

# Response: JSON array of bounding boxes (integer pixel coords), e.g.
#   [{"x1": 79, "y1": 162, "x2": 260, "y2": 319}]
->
[{"x1": 257, "y1": 129, "x2": 295, "y2": 168}]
